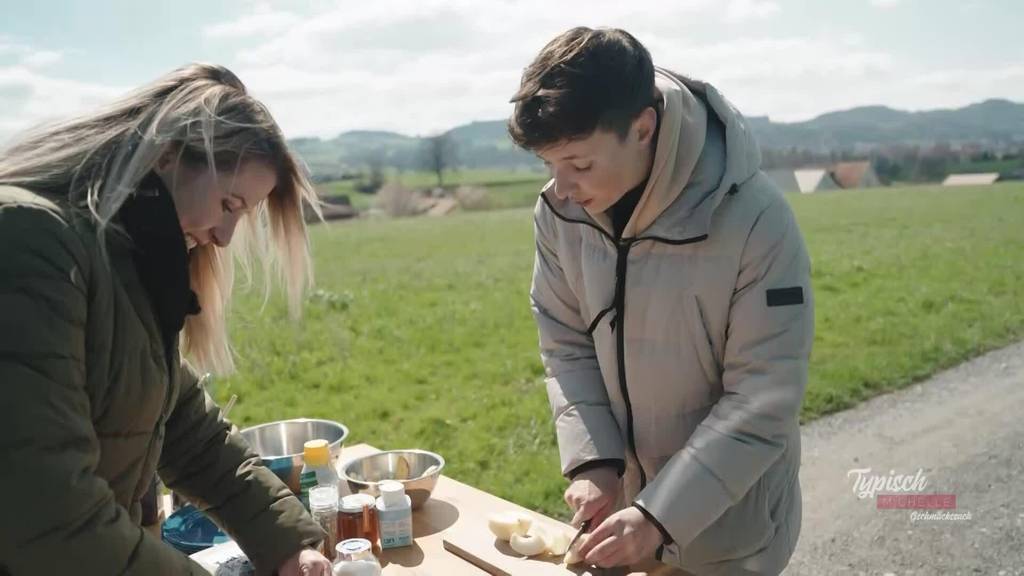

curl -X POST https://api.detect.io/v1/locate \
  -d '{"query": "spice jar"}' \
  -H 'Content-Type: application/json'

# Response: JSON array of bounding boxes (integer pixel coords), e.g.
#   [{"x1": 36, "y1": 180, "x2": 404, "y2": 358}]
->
[
  {"x1": 332, "y1": 538, "x2": 381, "y2": 576},
  {"x1": 339, "y1": 493, "x2": 380, "y2": 553},
  {"x1": 310, "y1": 486, "x2": 339, "y2": 560}
]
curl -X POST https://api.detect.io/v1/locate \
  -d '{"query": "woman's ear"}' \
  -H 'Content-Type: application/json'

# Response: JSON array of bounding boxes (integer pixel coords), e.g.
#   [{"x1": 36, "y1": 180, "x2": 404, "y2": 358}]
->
[{"x1": 154, "y1": 143, "x2": 180, "y2": 180}]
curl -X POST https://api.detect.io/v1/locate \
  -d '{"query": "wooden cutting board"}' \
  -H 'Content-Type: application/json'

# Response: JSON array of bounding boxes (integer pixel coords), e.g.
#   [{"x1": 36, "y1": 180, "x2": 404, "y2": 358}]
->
[
  {"x1": 442, "y1": 509, "x2": 614, "y2": 576},
  {"x1": 440, "y1": 494, "x2": 682, "y2": 576}
]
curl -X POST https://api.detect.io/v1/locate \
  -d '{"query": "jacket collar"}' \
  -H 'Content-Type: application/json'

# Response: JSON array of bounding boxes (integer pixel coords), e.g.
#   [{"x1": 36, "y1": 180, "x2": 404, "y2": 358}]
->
[{"x1": 115, "y1": 172, "x2": 200, "y2": 360}]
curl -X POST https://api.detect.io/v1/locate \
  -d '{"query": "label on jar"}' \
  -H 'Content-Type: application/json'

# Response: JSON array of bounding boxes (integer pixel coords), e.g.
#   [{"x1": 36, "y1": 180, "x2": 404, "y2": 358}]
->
[{"x1": 299, "y1": 470, "x2": 317, "y2": 510}]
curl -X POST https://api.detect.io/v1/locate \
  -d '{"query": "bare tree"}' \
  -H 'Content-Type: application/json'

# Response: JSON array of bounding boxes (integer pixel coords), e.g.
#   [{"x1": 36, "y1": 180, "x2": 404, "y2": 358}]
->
[
  {"x1": 356, "y1": 149, "x2": 386, "y2": 194},
  {"x1": 422, "y1": 132, "x2": 457, "y2": 188}
]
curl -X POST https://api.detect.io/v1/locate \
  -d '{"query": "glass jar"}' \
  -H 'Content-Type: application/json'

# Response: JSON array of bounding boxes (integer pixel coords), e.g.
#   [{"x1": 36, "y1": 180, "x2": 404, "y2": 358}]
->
[
  {"x1": 309, "y1": 486, "x2": 339, "y2": 560},
  {"x1": 339, "y1": 494, "x2": 380, "y2": 553},
  {"x1": 332, "y1": 538, "x2": 382, "y2": 576}
]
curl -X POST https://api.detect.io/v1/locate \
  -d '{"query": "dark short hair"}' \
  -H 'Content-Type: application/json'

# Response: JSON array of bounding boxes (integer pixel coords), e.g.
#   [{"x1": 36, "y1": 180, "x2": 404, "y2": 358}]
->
[{"x1": 508, "y1": 27, "x2": 656, "y2": 151}]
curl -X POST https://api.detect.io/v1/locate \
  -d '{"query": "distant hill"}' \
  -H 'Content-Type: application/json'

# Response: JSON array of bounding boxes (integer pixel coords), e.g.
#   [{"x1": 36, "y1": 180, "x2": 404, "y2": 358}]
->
[
  {"x1": 290, "y1": 99, "x2": 1024, "y2": 178},
  {"x1": 748, "y1": 99, "x2": 1024, "y2": 152},
  {"x1": 290, "y1": 121, "x2": 537, "y2": 180}
]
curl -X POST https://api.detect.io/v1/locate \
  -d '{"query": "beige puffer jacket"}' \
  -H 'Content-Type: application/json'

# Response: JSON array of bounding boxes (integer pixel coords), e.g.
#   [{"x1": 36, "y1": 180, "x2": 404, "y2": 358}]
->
[{"x1": 531, "y1": 68, "x2": 814, "y2": 575}]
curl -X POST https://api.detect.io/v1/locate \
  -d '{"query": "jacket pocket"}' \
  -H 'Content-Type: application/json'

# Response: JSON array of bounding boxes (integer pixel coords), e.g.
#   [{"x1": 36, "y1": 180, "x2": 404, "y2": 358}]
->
[
  {"x1": 681, "y1": 472, "x2": 777, "y2": 565},
  {"x1": 682, "y1": 295, "x2": 722, "y2": 390}
]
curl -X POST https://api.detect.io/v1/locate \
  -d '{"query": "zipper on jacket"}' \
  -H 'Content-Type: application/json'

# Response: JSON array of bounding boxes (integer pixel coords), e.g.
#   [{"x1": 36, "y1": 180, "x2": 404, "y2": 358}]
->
[
  {"x1": 599, "y1": 232, "x2": 710, "y2": 493},
  {"x1": 540, "y1": 192, "x2": 711, "y2": 493},
  {"x1": 612, "y1": 238, "x2": 647, "y2": 490}
]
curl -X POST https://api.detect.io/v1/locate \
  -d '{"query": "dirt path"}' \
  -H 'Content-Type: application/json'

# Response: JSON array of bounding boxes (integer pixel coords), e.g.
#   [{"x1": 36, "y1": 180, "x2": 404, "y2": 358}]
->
[{"x1": 784, "y1": 342, "x2": 1024, "y2": 576}]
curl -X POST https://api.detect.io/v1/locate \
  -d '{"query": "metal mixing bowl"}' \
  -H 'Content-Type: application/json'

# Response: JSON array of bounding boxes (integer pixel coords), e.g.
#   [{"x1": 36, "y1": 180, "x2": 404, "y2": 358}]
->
[
  {"x1": 240, "y1": 418, "x2": 349, "y2": 494},
  {"x1": 341, "y1": 449, "x2": 445, "y2": 509}
]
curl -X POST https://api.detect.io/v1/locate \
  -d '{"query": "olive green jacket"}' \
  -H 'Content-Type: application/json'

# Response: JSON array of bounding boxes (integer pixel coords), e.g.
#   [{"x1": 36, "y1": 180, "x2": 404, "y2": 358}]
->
[{"x1": 0, "y1": 186, "x2": 323, "y2": 575}]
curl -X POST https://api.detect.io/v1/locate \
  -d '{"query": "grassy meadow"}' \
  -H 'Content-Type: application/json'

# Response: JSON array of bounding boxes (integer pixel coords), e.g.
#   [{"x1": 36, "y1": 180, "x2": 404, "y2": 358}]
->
[{"x1": 214, "y1": 181, "x2": 1024, "y2": 520}]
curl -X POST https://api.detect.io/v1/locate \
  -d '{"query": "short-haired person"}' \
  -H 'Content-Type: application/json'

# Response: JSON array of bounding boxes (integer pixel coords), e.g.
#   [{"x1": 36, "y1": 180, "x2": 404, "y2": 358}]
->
[{"x1": 510, "y1": 28, "x2": 814, "y2": 575}]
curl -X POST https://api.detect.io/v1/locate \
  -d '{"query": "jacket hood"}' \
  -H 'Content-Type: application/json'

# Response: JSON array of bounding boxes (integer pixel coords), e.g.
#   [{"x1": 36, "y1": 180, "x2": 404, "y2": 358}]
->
[{"x1": 542, "y1": 69, "x2": 763, "y2": 242}]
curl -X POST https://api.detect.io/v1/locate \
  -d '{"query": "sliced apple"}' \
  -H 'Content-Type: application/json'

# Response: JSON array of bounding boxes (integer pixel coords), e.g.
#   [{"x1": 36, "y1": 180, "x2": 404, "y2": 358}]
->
[
  {"x1": 487, "y1": 511, "x2": 533, "y2": 542},
  {"x1": 510, "y1": 530, "x2": 549, "y2": 557},
  {"x1": 564, "y1": 533, "x2": 588, "y2": 565},
  {"x1": 546, "y1": 529, "x2": 571, "y2": 556}
]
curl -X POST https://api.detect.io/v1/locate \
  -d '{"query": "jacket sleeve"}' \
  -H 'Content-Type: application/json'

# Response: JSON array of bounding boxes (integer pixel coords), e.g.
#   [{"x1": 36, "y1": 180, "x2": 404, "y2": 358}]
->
[
  {"x1": 531, "y1": 200, "x2": 625, "y2": 477},
  {"x1": 158, "y1": 365, "x2": 325, "y2": 575},
  {"x1": 0, "y1": 206, "x2": 209, "y2": 575},
  {"x1": 635, "y1": 194, "x2": 814, "y2": 552}
]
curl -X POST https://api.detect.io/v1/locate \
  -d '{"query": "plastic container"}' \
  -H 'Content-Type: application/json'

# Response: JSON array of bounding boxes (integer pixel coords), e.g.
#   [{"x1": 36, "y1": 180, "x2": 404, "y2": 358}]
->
[
  {"x1": 300, "y1": 439, "x2": 340, "y2": 509},
  {"x1": 310, "y1": 485, "x2": 340, "y2": 560},
  {"x1": 161, "y1": 505, "x2": 230, "y2": 554},
  {"x1": 339, "y1": 493, "x2": 380, "y2": 553},
  {"x1": 332, "y1": 538, "x2": 382, "y2": 576},
  {"x1": 375, "y1": 480, "x2": 413, "y2": 549}
]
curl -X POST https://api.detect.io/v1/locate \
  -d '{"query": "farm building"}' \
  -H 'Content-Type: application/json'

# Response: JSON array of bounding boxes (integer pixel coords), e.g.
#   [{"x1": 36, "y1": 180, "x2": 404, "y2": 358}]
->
[
  {"x1": 768, "y1": 161, "x2": 882, "y2": 194},
  {"x1": 831, "y1": 161, "x2": 881, "y2": 188},
  {"x1": 767, "y1": 168, "x2": 841, "y2": 193},
  {"x1": 942, "y1": 173, "x2": 1001, "y2": 186}
]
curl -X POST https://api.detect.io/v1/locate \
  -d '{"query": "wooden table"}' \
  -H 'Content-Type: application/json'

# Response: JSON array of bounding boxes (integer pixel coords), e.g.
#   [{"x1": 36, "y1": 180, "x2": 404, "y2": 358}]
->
[
  {"x1": 340, "y1": 443, "x2": 491, "y2": 575},
  {"x1": 194, "y1": 443, "x2": 682, "y2": 575},
  {"x1": 342, "y1": 444, "x2": 681, "y2": 576}
]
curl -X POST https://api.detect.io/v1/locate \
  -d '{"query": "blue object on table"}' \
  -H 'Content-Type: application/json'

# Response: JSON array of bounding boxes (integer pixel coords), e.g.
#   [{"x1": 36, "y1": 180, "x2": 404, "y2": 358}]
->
[{"x1": 162, "y1": 504, "x2": 231, "y2": 554}]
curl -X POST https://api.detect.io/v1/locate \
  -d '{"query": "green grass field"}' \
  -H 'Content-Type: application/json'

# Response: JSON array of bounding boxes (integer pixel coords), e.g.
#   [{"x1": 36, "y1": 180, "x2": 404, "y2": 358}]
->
[{"x1": 215, "y1": 182, "x2": 1024, "y2": 520}]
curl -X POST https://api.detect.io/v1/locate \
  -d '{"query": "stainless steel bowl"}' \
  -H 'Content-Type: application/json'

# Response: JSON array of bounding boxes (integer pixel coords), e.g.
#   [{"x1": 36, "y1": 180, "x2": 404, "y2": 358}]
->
[
  {"x1": 240, "y1": 418, "x2": 349, "y2": 494},
  {"x1": 342, "y1": 450, "x2": 445, "y2": 509}
]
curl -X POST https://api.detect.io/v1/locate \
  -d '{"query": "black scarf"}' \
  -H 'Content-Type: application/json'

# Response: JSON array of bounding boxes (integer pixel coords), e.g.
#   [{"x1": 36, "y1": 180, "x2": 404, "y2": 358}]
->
[{"x1": 117, "y1": 172, "x2": 201, "y2": 361}]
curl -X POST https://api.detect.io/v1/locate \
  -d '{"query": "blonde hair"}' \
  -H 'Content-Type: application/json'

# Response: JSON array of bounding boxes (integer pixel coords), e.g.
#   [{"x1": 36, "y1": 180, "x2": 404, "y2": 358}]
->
[{"x1": 0, "y1": 62, "x2": 320, "y2": 374}]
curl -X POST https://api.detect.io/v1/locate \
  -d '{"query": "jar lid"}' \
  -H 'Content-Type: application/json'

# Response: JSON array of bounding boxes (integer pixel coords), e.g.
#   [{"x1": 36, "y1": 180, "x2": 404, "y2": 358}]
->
[
  {"x1": 336, "y1": 538, "x2": 372, "y2": 557},
  {"x1": 340, "y1": 493, "x2": 376, "y2": 513},
  {"x1": 379, "y1": 480, "x2": 406, "y2": 507},
  {"x1": 303, "y1": 439, "x2": 330, "y2": 467},
  {"x1": 309, "y1": 486, "x2": 337, "y2": 510}
]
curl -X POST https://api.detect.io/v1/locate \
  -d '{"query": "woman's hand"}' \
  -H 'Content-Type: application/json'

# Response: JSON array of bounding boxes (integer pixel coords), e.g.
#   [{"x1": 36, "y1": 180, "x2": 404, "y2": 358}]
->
[{"x1": 276, "y1": 547, "x2": 333, "y2": 575}]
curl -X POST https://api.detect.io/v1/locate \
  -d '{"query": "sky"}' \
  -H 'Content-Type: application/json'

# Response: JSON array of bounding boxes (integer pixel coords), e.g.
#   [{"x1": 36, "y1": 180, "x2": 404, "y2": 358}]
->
[{"x1": 1, "y1": 0, "x2": 1022, "y2": 142}]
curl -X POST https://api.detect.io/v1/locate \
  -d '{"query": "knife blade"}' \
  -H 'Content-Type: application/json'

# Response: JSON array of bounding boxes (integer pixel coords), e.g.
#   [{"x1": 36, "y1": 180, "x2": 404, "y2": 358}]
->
[{"x1": 566, "y1": 518, "x2": 592, "y2": 553}]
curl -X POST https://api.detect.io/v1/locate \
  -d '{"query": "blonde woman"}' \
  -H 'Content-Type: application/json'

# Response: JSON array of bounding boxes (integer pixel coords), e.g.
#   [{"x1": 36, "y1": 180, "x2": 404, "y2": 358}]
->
[{"x1": 0, "y1": 64, "x2": 333, "y2": 575}]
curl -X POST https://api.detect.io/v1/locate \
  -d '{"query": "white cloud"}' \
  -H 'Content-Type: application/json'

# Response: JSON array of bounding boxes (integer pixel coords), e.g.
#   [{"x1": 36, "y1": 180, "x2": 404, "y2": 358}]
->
[
  {"x1": 2, "y1": 1, "x2": 1023, "y2": 142},
  {"x1": 20, "y1": 50, "x2": 62, "y2": 68},
  {"x1": 663, "y1": 36, "x2": 894, "y2": 82},
  {"x1": 869, "y1": 0, "x2": 902, "y2": 7},
  {"x1": 901, "y1": 64, "x2": 1024, "y2": 107},
  {"x1": 0, "y1": 65, "x2": 124, "y2": 142},
  {"x1": 0, "y1": 39, "x2": 122, "y2": 142},
  {"x1": 203, "y1": 7, "x2": 301, "y2": 39},
  {"x1": 192, "y1": 1, "x2": 1023, "y2": 136},
  {"x1": 725, "y1": 0, "x2": 781, "y2": 21},
  {"x1": 0, "y1": 38, "x2": 63, "y2": 68},
  {"x1": 205, "y1": 0, "x2": 735, "y2": 136}
]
